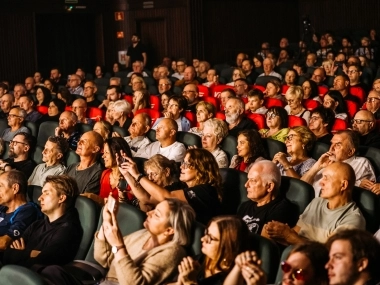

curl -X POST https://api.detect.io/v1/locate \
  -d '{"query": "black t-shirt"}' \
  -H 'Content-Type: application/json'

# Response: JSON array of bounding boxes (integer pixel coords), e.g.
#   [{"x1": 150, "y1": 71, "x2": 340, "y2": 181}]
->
[
  {"x1": 127, "y1": 42, "x2": 147, "y2": 64},
  {"x1": 317, "y1": 133, "x2": 333, "y2": 145},
  {"x1": 227, "y1": 117, "x2": 258, "y2": 137},
  {"x1": 5, "y1": 158, "x2": 36, "y2": 179},
  {"x1": 360, "y1": 130, "x2": 380, "y2": 149},
  {"x1": 114, "y1": 118, "x2": 132, "y2": 134},
  {"x1": 86, "y1": 98, "x2": 102, "y2": 108},
  {"x1": 167, "y1": 182, "x2": 221, "y2": 225},
  {"x1": 237, "y1": 196, "x2": 298, "y2": 234}
]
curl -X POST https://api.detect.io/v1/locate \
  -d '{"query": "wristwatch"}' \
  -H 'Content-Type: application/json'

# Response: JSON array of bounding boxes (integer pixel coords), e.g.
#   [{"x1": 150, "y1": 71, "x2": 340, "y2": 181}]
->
[{"x1": 112, "y1": 245, "x2": 125, "y2": 254}]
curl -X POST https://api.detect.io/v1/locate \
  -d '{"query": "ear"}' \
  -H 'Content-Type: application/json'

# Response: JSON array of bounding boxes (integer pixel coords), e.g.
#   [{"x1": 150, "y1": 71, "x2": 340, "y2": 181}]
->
[
  {"x1": 12, "y1": 183, "x2": 20, "y2": 195},
  {"x1": 56, "y1": 153, "x2": 63, "y2": 160},
  {"x1": 341, "y1": 179, "x2": 348, "y2": 191},
  {"x1": 348, "y1": 147, "x2": 356, "y2": 157},
  {"x1": 179, "y1": 108, "x2": 184, "y2": 114},
  {"x1": 357, "y1": 257, "x2": 369, "y2": 272},
  {"x1": 369, "y1": 121, "x2": 375, "y2": 129},
  {"x1": 144, "y1": 125, "x2": 151, "y2": 133},
  {"x1": 260, "y1": 99, "x2": 264, "y2": 106},
  {"x1": 164, "y1": 226, "x2": 175, "y2": 237},
  {"x1": 58, "y1": 194, "x2": 67, "y2": 205},
  {"x1": 164, "y1": 167, "x2": 170, "y2": 177},
  {"x1": 358, "y1": 71, "x2": 363, "y2": 77},
  {"x1": 207, "y1": 112, "x2": 213, "y2": 119},
  {"x1": 334, "y1": 101, "x2": 339, "y2": 109},
  {"x1": 169, "y1": 129, "x2": 176, "y2": 137},
  {"x1": 93, "y1": 145, "x2": 101, "y2": 154},
  {"x1": 266, "y1": 182, "x2": 275, "y2": 193}
]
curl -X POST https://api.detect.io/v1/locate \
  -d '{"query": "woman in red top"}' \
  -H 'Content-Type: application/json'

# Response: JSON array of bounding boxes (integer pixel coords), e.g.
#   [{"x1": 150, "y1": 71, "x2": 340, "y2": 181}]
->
[{"x1": 99, "y1": 137, "x2": 133, "y2": 203}]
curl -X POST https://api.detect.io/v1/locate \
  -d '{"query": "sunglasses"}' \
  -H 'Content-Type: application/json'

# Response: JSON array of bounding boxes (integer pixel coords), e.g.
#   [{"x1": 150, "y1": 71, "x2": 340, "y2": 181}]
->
[{"x1": 281, "y1": 261, "x2": 306, "y2": 281}]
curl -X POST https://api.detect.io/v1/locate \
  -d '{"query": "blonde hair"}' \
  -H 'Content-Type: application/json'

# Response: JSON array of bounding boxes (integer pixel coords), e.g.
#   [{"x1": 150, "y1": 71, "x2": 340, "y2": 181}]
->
[{"x1": 286, "y1": 85, "x2": 304, "y2": 101}]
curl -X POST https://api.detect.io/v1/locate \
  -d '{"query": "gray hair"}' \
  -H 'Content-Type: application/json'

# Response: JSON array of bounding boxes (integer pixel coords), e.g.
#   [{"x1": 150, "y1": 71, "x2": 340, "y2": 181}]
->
[
  {"x1": 256, "y1": 160, "x2": 281, "y2": 195},
  {"x1": 165, "y1": 198, "x2": 195, "y2": 246},
  {"x1": 286, "y1": 85, "x2": 304, "y2": 101},
  {"x1": 203, "y1": 118, "x2": 228, "y2": 142},
  {"x1": 13, "y1": 107, "x2": 27, "y2": 119},
  {"x1": 113, "y1": 100, "x2": 132, "y2": 115},
  {"x1": 110, "y1": 77, "x2": 121, "y2": 85},
  {"x1": 227, "y1": 97, "x2": 245, "y2": 111},
  {"x1": 14, "y1": 83, "x2": 26, "y2": 93}
]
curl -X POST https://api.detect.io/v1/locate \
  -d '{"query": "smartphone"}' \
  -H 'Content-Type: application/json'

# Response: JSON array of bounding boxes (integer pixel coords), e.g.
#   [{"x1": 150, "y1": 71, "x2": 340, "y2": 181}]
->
[
  {"x1": 108, "y1": 196, "x2": 116, "y2": 212},
  {"x1": 117, "y1": 155, "x2": 126, "y2": 166}
]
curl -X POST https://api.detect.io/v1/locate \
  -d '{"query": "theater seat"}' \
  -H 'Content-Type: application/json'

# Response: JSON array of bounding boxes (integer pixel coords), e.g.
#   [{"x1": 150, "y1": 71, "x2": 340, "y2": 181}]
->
[
  {"x1": 36, "y1": 106, "x2": 48, "y2": 115},
  {"x1": 349, "y1": 86, "x2": 366, "y2": 105},
  {"x1": 149, "y1": 95, "x2": 161, "y2": 111},
  {"x1": 281, "y1": 84, "x2": 290, "y2": 95},
  {"x1": 253, "y1": 85, "x2": 266, "y2": 92},
  {"x1": 187, "y1": 222, "x2": 206, "y2": 256},
  {"x1": 345, "y1": 100, "x2": 359, "y2": 119},
  {"x1": 262, "y1": 138, "x2": 286, "y2": 160},
  {"x1": 317, "y1": 85, "x2": 328, "y2": 96},
  {"x1": 0, "y1": 119, "x2": 8, "y2": 136},
  {"x1": 122, "y1": 95, "x2": 134, "y2": 106},
  {"x1": 215, "y1": 112, "x2": 226, "y2": 120},
  {"x1": 288, "y1": 115, "x2": 307, "y2": 127},
  {"x1": 275, "y1": 245, "x2": 294, "y2": 283},
  {"x1": 177, "y1": 131, "x2": 202, "y2": 148},
  {"x1": 352, "y1": 186, "x2": 380, "y2": 233},
  {"x1": 183, "y1": 111, "x2": 197, "y2": 128},
  {"x1": 135, "y1": 109, "x2": 162, "y2": 126},
  {"x1": 65, "y1": 149, "x2": 80, "y2": 166},
  {"x1": 220, "y1": 135, "x2": 237, "y2": 162},
  {"x1": 332, "y1": 118, "x2": 348, "y2": 133},
  {"x1": 37, "y1": 121, "x2": 59, "y2": 147},
  {"x1": 265, "y1": 98, "x2": 285, "y2": 108},
  {"x1": 303, "y1": 99, "x2": 320, "y2": 111},
  {"x1": 146, "y1": 129, "x2": 157, "y2": 142},
  {"x1": 197, "y1": 85, "x2": 210, "y2": 97},
  {"x1": 25, "y1": 121, "x2": 38, "y2": 137},
  {"x1": 210, "y1": 85, "x2": 232, "y2": 98},
  {"x1": 255, "y1": 76, "x2": 280, "y2": 86},
  {"x1": 112, "y1": 125, "x2": 128, "y2": 137},
  {"x1": 87, "y1": 107, "x2": 104, "y2": 121},
  {"x1": 247, "y1": 113, "x2": 266, "y2": 130},
  {"x1": 203, "y1": 96, "x2": 219, "y2": 112},
  {"x1": 32, "y1": 145, "x2": 43, "y2": 165},
  {"x1": 357, "y1": 146, "x2": 380, "y2": 177},
  {"x1": 0, "y1": 265, "x2": 46, "y2": 285},
  {"x1": 311, "y1": 142, "x2": 330, "y2": 161}
]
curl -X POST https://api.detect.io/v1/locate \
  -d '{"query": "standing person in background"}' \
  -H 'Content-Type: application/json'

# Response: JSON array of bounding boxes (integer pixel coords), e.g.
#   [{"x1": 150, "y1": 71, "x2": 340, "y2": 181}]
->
[{"x1": 126, "y1": 33, "x2": 147, "y2": 68}]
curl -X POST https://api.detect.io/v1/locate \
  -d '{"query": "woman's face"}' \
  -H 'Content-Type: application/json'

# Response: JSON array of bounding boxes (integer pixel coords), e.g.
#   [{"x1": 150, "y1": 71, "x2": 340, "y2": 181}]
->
[
  {"x1": 161, "y1": 94, "x2": 170, "y2": 110},
  {"x1": 36, "y1": 88, "x2": 44, "y2": 103},
  {"x1": 285, "y1": 130, "x2": 303, "y2": 155},
  {"x1": 373, "y1": 81, "x2": 380, "y2": 92},
  {"x1": 201, "y1": 125, "x2": 219, "y2": 151},
  {"x1": 323, "y1": 94, "x2": 337, "y2": 111},
  {"x1": 196, "y1": 105, "x2": 211, "y2": 123},
  {"x1": 253, "y1": 57, "x2": 262, "y2": 68},
  {"x1": 95, "y1": 66, "x2": 102, "y2": 77},
  {"x1": 201, "y1": 221, "x2": 220, "y2": 260},
  {"x1": 232, "y1": 69, "x2": 242, "y2": 81},
  {"x1": 106, "y1": 105, "x2": 114, "y2": 122},
  {"x1": 113, "y1": 63, "x2": 119, "y2": 73},
  {"x1": 281, "y1": 252, "x2": 314, "y2": 285},
  {"x1": 285, "y1": 93, "x2": 301, "y2": 110},
  {"x1": 198, "y1": 62, "x2": 207, "y2": 73},
  {"x1": 302, "y1": 81, "x2": 311, "y2": 99},
  {"x1": 102, "y1": 143, "x2": 114, "y2": 169},
  {"x1": 285, "y1": 71, "x2": 296, "y2": 85},
  {"x1": 265, "y1": 83, "x2": 279, "y2": 97},
  {"x1": 144, "y1": 200, "x2": 172, "y2": 237},
  {"x1": 93, "y1": 122, "x2": 108, "y2": 140},
  {"x1": 133, "y1": 90, "x2": 143, "y2": 106},
  {"x1": 180, "y1": 154, "x2": 197, "y2": 185},
  {"x1": 322, "y1": 62, "x2": 332, "y2": 74},
  {"x1": 168, "y1": 99, "x2": 181, "y2": 119},
  {"x1": 266, "y1": 111, "x2": 281, "y2": 129},
  {"x1": 48, "y1": 102, "x2": 59, "y2": 116},
  {"x1": 145, "y1": 165, "x2": 168, "y2": 187},
  {"x1": 171, "y1": 61, "x2": 177, "y2": 71},
  {"x1": 44, "y1": 80, "x2": 53, "y2": 91},
  {"x1": 237, "y1": 134, "x2": 251, "y2": 159}
]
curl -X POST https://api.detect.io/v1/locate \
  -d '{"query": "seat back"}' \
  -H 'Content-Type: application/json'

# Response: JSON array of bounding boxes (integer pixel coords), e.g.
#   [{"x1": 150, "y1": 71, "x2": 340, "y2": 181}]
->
[
  {"x1": 146, "y1": 129, "x2": 157, "y2": 142},
  {"x1": 122, "y1": 95, "x2": 134, "y2": 106},
  {"x1": 311, "y1": 142, "x2": 330, "y2": 161},
  {"x1": 275, "y1": 245, "x2": 294, "y2": 283},
  {"x1": 36, "y1": 105, "x2": 48, "y2": 115},
  {"x1": 253, "y1": 85, "x2": 266, "y2": 92},
  {"x1": 149, "y1": 95, "x2": 161, "y2": 111},
  {"x1": 25, "y1": 121, "x2": 38, "y2": 137},
  {"x1": 220, "y1": 135, "x2": 237, "y2": 162},
  {"x1": 332, "y1": 118, "x2": 348, "y2": 133},
  {"x1": 352, "y1": 186, "x2": 380, "y2": 233},
  {"x1": 37, "y1": 121, "x2": 59, "y2": 147},
  {"x1": 247, "y1": 113, "x2": 266, "y2": 130},
  {"x1": 219, "y1": 168, "x2": 248, "y2": 214},
  {"x1": 135, "y1": 109, "x2": 162, "y2": 126},
  {"x1": 0, "y1": 119, "x2": 8, "y2": 135},
  {"x1": 288, "y1": 115, "x2": 307, "y2": 127},
  {"x1": 264, "y1": 98, "x2": 285, "y2": 108},
  {"x1": 281, "y1": 84, "x2": 290, "y2": 95},
  {"x1": 197, "y1": 85, "x2": 210, "y2": 97},
  {"x1": 183, "y1": 111, "x2": 197, "y2": 128},
  {"x1": 187, "y1": 222, "x2": 206, "y2": 256},
  {"x1": 112, "y1": 125, "x2": 128, "y2": 137},
  {"x1": 250, "y1": 234, "x2": 280, "y2": 284},
  {"x1": 176, "y1": 131, "x2": 202, "y2": 148},
  {"x1": 32, "y1": 145, "x2": 43, "y2": 165},
  {"x1": 133, "y1": 156, "x2": 148, "y2": 174},
  {"x1": 87, "y1": 107, "x2": 104, "y2": 121},
  {"x1": 345, "y1": 100, "x2": 359, "y2": 119},
  {"x1": 85, "y1": 203, "x2": 146, "y2": 264},
  {"x1": 280, "y1": 176, "x2": 316, "y2": 215},
  {"x1": 349, "y1": 86, "x2": 366, "y2": 105},
  {"x1": 262, "y1": 138, "x2": 286, "y2": 160},
  {"x1": 27, "y1": 185, "x2": 42, "y2": 204},
  {"x1": 255, "y1": 76, "x2": 280, "y2": 86},
  {"x1": 317, "y1": 85, "x2": 328, "y2": 96},
  {"x1": 210, "y1": 85, "x2": 233, "y2": 98},
  {"x1": 357, "y1": 146, "x2": 380, "y2": 177},
  {"x1": 215, "y1": 111, "x2": 226, "y2": 120},
  {"x1": 65, "y1": 149, "x2": 80, "y2": 166},
  {"x1": 1, "y1": 142, "x2": 10, "y2": 160},
  {"x1": 203, "y1": 96, "x2": 219, "y2": 112},
  {"x1": 0, "y1": 265, "x2": 45, "y2": 285},
  {"x1": 303, "y1": 99, "x2": 320, "y2": 111},
  {"x1": 76, "y1": 123, "x2": 92, "y2": 134},
  {"x1": 74, "y1": 196, "x2": 101, "y2": 260}
]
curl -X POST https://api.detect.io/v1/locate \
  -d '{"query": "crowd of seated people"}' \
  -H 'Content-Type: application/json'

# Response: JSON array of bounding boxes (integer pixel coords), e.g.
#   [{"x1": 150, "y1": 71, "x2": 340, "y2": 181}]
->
[{"x1": 1, "y1": 28, "x2": 380, "y2": 284}]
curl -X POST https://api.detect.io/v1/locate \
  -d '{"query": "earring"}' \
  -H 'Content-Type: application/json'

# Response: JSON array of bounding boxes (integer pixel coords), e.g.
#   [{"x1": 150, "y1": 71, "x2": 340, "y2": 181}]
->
[{"x1": 302, "y1": 145, "x2": 305, "y2": 149}]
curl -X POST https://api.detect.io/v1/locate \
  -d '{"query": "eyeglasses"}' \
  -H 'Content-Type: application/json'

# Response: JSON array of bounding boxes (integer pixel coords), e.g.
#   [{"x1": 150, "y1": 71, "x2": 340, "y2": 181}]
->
[
  {"x1": 159, "y1": 84, "x2": 170, "y2": 87},
  {"x1": 367, "y1": 97, "x2": 380, "y2": 103},
  {"x1": 309, "y1": 116, "x2": 321, "y2": 122},
  {"x1": 351, "y1": 119, "x2": 372, "y2": 124},
  {"x1": 281, "y1": 261, "x2": 306, "y2": 281},
  {"x1": 266, "y1": 112, "x2": 278, "y2": 119},
  {"x1": 181, "y1": 161, "x2": 193, "y2": 169},
  {"x1": 203, "y1": 229, "x2": 219, "y2": 244},
  {"x1": 347, "y1": 70, "x2": 358, "y2": 74},
  {"x1": 8, "y1": 114, "x2": 22, "y2": 119},
  {"x1": 285, "y1": 134, "x2": 299, "y2": 141},
  {"x1": 234, "y1": 84, "x2": 245, "y2": 88},
  {"x1": 10, "y1": 140, "x2": 28, "y2": 146},
  {"x1": 84, "y1": 86, "x2": 94, "y2": 90}
]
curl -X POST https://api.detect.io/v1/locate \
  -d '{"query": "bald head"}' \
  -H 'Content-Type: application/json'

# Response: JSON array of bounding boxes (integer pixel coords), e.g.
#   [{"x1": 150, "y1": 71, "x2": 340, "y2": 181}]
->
[
  {"x1": 324, "y1": 162, "x2": 355, "y2": 195},
  {"x1": 352, "y1": 110, "x2": 375, "y2": 135},
  {"x1": 252, "y1": 160, "x2": 281, "y2": 193},
  {"x1": 87, "y1": 130, "x2": 104, "y2": 148}
]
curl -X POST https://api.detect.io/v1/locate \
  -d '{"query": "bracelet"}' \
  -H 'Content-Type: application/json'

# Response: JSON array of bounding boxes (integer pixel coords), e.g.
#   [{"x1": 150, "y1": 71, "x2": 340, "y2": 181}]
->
[
  {"x1": 284, "y1": 165, "x2": 293, "y2": 170},
  {"x1": 136, "y1": 173, "x2": 145, "y2": 183}
]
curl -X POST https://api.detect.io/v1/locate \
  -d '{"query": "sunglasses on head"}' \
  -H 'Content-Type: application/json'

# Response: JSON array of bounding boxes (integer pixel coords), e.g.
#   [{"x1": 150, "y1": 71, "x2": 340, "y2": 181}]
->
[{"x1": 281, "y1": 261, "x2": 306, "y2": 281}]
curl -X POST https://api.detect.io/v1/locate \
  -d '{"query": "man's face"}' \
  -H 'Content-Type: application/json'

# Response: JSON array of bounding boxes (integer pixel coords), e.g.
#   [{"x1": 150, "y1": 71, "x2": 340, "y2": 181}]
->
[
  {"x1": 279, "y1": 38, "x2": 288, "y2": 48},
  {"x1": 131, "y1": 35, "x2": 139, "y2": 43},
  {"x1": 158, "y1": 66, "x2": 169, "y2": 79},
  {"x1": 69, "y1": 75, "x2": 81, "y2": 88},
  {"x1": 9, "y1": 134, "x2": 29, "y2": 159},
  {"x1": 312, "y1": 69, "x2": 325, "y2": 85},
  {"x1": 263, "y1": 59, "x2": 273, "y2": 74},
  {"x1": 1, "y1": 95, "x2": 13, "y2": 113},
  {"x1": 132, "y1": 62, "x2": 143, "y2": 73},
  {"x1": 366, "y1": 91, "x2": 380, "y2": 113},
  {"x1": 128, "y1": 114, "x2": 148, "y2": 137},
  {"x1": 38, "y1": 182, "x2": 63, "y2": 216},
  {"x1": 76, "y1": 132, "x2": 98, "y2": 157},
  {"x1": 18, "y1": 96, "x2": 33, "y2": 112},
  {"x1": 236, "y1": 53, "x2": 245, "y2": 67},
  {"x1": 285, "y1": 71, "x2": 296, "y2": 85},
  {"x1": 42, "y1": 140, "x2": 62, "y2": 165},
  {"x1": 7, "y1": 108, "x2": 22, "y2": 128},
  {"x1": 245, "y1": 165, "x2": 271, "y2": 202},
  {"x1": 206, "y1": 69, "x2": 216, "y2": 83},
  {"x1": 24, "y1": 78, "x2": 34, "y2": 91},
  {"x1": 158, "y1": 79, "x2": 171, "y2": 94},
  {"x1": 234, "y1": 80, "x2": 247, "y2": 96},
  {"x1": 0, "y1": 173, "x2": 16, "y2": 207},
  {"x1": 306, "y1": 54, "x2": 316, "y2": 67},
  {"x1": 182, "y1": 84, "x2": 198, "y2": 104},
  {"x1": 308, "y1": 113, "x2": 326, "y2": 132},
  {"x1": 176, "y1": 61, "x2": 186, "y2": 73},
  {"x1": 336, "y1": 54, "x2": 346, "y2": 62},
  {"x1": 109, "y1": 79, "x2": 120, "y2": 87},
  {"x1": 50, "y1": 69, "x2": 60, "y2": 80},
  {"x1": 329, "y1": 133, "x2": 354, "y2": 161},
  {"x1": 225, "y1": 99, "x2": 241, "y2": 124},
  {"x1": 326, "y1": 240, "x2": 357, "y2": 285},
  {"x1": 347, "y1": 66, "x2": 361, "y2": 83},
  {"x1": 155, "y1": 120, "x2": 173, "y2": 141},
  {"x1": 242, "y1": 60, "x2": 252, "y2": 74},
  {"x1": 84, "y1": 82, "x2": 97, "y2": 98},
  {"x1": 76, "y1": 70, "x2": 85, "y2": 81},
  {"x1": 13, "y1": 86, "x2": 25, "y2": 99},
  {"x1": 333, "y1": 76, "x2": 348, "y2": 92},
  {"x1": 352, "y1": 112, "x2": 373, "y2": 136},
  {"x1": 220, "y1": 91, "x2": 231, "y2": 108},
  {"x1": 59, "y1": 112, "x2": 76, "y2": 132},
  {"x1": 183, "y1": 67, "x2": 195, "y2": 82},
  {"x1": 319, "y1": 164, "x2": 345, "y2": 199},
  {"x1": 72, "y1": 100, "x2": 87, "y2": 119},
  {"x1": 106, "y1": 87, "x2": 120, "y2": 102}
]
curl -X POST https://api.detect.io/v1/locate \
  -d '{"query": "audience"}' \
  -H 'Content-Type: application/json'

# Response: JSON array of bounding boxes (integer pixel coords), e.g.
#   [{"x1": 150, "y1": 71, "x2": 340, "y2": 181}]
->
[
  {"x1": 352, "y1": 110, "x2": 380, "y2": 149},
  {"x1": 189, "y1": 101, "x2": 215, "y2": 136},
  {"x1": 72, "y1": 98, "x2": 93, "y2": 125},
  {"x1": 18, "y1": 95, "x2": 42, "y2": 123},
  {"x1": 55, "y1": 111, "x2": 81, "y2": 151},
  {"x1": 323, "y1": 90, "x2": 349, "y2": 120},
  {"x1": 245, "y1": 89, "x2": 267, "y2": 114},
  {"x1": 366, "y1": 90, "x2": 380, "y2": 119},
  {"x1": 225, "y1": 97, "x2": 257, "y2": 137},
  {"x1": 259, "y1": 106, "x2": 289, "y2": 142},
  {"x1": 112, "y1": 100, "x2": 132, "y2": 133},
  {"x1": 1, "y1": 107, "x2": 30, "y2": 142},
  {"x1": 309, "y1": 106, "x2": 335, "y2": 144},
  {"x1": 123, "y1": 113, "x2": 151, "y2": 156},
  {"x1": 93, "y1": 120, "x2": 112, "y2": 141},
  {"x1": 285, "y1": 86, "x2": 310, "y2": 124}
]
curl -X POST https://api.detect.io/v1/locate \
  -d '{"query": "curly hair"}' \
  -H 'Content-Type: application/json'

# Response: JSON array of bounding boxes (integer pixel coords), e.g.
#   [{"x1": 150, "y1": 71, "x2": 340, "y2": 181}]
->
[{"x1": 236, "y1": 129, "x2": 268, "y2": 165}]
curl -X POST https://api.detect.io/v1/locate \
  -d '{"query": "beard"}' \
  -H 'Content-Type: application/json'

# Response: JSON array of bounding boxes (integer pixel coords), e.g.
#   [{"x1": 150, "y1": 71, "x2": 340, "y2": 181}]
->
[
  {"x1": 8, "y1": 148, "x2": 16, "y2": 159},
  {"x1": 225, "y1": 111, "x2": 240, "y2": 125}
]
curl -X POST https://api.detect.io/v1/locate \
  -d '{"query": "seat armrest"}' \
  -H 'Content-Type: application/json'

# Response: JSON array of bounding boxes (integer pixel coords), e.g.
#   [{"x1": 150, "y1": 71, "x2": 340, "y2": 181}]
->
[{"x1": 63, "y1": 260, "x2": 107, "y2": 284}]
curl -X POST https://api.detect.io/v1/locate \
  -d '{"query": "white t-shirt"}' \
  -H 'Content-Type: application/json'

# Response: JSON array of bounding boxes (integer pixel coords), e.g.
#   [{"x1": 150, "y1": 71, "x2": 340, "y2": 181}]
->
[{"x1": 135, "y1": 141, "x2": 186, "y2": 162}]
